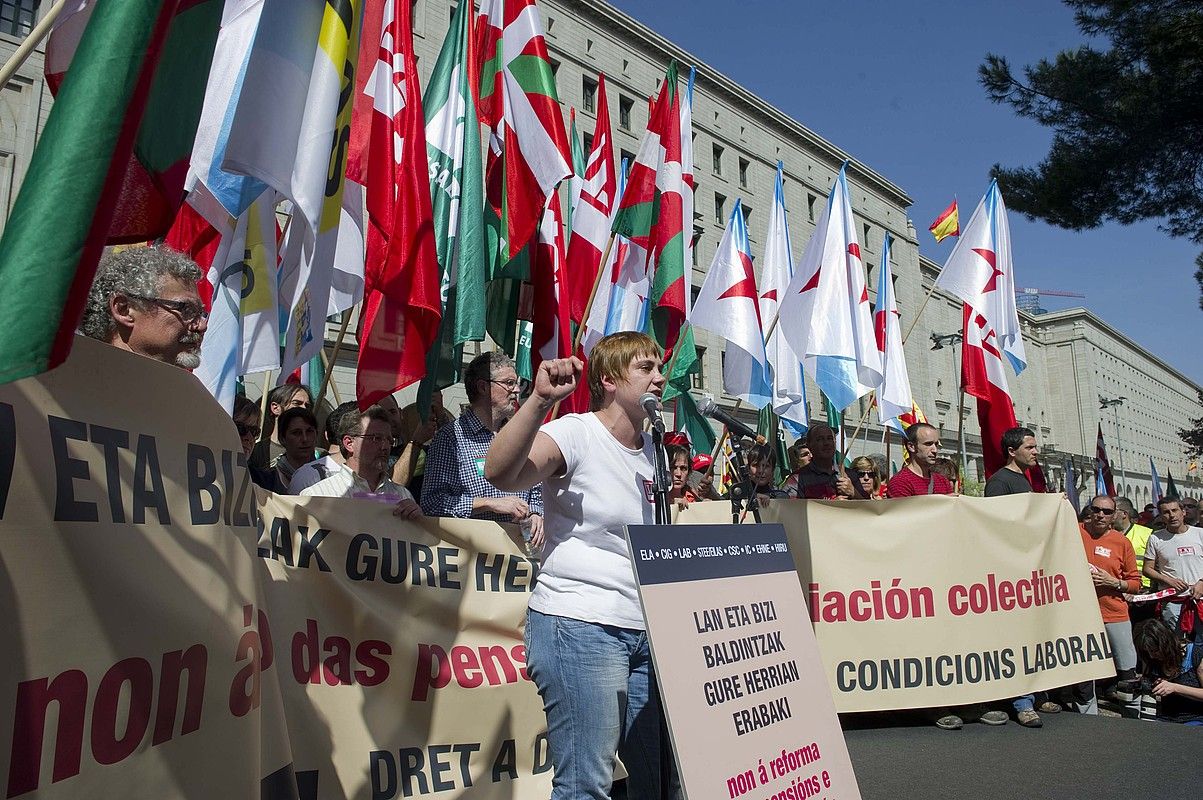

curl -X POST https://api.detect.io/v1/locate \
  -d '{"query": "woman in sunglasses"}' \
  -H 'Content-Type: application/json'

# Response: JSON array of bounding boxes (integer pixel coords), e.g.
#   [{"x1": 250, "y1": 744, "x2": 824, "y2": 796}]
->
[{"x1": 849, "y1": 456, "x2": 885, "y2": 500}]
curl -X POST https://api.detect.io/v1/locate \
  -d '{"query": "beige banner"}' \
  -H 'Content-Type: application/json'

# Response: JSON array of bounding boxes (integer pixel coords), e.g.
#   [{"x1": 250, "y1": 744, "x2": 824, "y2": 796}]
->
[
  {"x1": 0, "y1": 340, "x2": 1115, "y2": 797},
  {"x1": 0, "y1": 338, "x2": 295, "y2": 799},
  {"x1": 678, "y1": 496, "x2": 1115, "y2": 712},
  {"x1": 255, "y1": 493, "x2": 551, "y2": 800}
]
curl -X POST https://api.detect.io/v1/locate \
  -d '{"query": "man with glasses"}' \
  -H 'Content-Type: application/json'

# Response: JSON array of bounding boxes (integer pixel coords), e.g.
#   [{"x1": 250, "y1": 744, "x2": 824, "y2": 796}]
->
[
  {"x1": 1143, "y1": 496, "x2": 1203, "y2": 628},
  {"x1": 421, "y1": 352, "x2": 544, "y2": 548},
  {"x1": 1183, "y1": 498, "x2": 1201, "y2": 527},
  {"x1": 1074, "y1": 495, "x2": 1142, "y2": 713},
  {"x1": 301, "y1": 406, "x2": 422, "y2": 519},
  {"x1": 81, "y1": 244, "x2": 208, "y2": 368}
]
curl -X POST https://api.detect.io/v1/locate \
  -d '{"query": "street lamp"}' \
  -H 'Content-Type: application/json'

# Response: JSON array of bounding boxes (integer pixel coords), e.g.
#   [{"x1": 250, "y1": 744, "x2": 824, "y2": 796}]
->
[
  {"x1": 931, "y1": 332, "x2": 966, "y2": 478},
  {"x1": 1099, "y1": 396, "x2": 1127, "y2": 495}
]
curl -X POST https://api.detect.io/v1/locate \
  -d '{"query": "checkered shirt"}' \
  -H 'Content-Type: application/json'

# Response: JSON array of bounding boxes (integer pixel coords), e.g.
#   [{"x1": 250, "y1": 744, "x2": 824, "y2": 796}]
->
[{"x1": 419, "y1": 409, "x2": 543, "y2": 520}]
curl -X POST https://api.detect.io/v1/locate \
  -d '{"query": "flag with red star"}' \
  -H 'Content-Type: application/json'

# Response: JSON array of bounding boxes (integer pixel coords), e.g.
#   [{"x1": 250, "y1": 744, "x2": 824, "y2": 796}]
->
[{"x1": 692, "y1": 200, "x2": 771, "y2": 405}]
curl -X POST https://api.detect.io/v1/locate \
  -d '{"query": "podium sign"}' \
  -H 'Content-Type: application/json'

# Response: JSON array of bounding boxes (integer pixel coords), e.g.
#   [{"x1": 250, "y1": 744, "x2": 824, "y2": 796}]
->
[{"x1": 626, "y1": 523, "x2": 862, "y2": 800}]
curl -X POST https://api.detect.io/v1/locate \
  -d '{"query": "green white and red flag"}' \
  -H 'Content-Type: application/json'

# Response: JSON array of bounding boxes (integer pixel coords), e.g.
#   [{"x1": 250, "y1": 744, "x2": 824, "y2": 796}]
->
[
  {"x1": 531, "y1": 192, "x2": 572, "y2": 374},
  {"x1": 0, "y1": 0, "x2": 221, "y2": 385},
  {"x1": 353, "y1": 0, "x2": 442, "y2": 407},
  {"x1": 611, "y1": 61, "x2": 688, "y2": 356},
  {"x1": 475, "y1": 0, "x2": 572, "y2": 267}
]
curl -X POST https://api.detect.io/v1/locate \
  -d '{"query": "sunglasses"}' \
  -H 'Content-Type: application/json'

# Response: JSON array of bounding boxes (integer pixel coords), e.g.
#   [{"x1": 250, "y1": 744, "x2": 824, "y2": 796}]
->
[
  {"x1": 235, "y1": 421, "x2": 261, "y2": 438},
  {"x1": 855, "y1": 471, "x2": 876, "y2": 478},
  {"x1": 1087, "y1": 506, "x2": 1115, "y2": 515}
]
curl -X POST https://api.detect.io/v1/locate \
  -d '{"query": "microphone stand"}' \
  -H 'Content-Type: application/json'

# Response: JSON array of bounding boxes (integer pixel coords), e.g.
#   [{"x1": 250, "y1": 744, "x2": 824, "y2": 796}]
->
[
  {"x1": 650, "y1": 423, "x2": 672, "y2": 525},
  {"x1": 726, "y1": 433, "x2": 762, "y2": 524}
]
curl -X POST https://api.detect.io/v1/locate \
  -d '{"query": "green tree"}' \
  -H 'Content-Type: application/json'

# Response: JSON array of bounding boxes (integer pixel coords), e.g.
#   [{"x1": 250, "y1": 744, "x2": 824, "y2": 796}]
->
[
  {"x1": 1178, "y1": 390, "x2": 1203, "y2": 458},
  {"x1": 979, "y1": 1, "x2": 1203, "y2": 302}
]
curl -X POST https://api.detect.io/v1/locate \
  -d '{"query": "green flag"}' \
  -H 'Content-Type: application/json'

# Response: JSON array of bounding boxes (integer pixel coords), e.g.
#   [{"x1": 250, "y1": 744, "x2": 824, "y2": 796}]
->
[
  {"x1": 418, "y1": 0, "x2": 487, "y2": 408},
  {"x1": 662, "y1": 324, "x2": 700, "y2": 402},
  {"x1": 674, "y1": 391, "x2": 716, "y2": 455},
  {"x1": 1167, "y1": 470, "x2": 1180, "y2": 500},
  {"x1": 823, "y1": 392, "x2": 844, "y2": 434},
  {"x1": 757, "y1": 404, "x2": 790, "y2": 485}
]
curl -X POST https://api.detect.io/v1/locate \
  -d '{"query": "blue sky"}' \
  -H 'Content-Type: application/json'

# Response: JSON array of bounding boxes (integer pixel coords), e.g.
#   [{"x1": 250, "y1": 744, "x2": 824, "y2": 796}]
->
[{"x1": 608, "y1": 0, "x2": 1203, "y2": 384}]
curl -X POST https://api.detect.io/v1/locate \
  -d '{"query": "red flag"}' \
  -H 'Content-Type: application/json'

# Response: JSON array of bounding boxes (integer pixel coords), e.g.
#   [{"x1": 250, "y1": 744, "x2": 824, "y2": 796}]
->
[
  {"x1": 1096, "y1": 423, "x2": 1116, "y2": 496},
  {"x1": 961, "y1": 304, "x2": 1019, "y2": 477},
  {"x1": 565, "y1": 74, "x2": 616, "y2": 324},
  {"x1": 355, "y1": 0, "x2": 441, "y2": 408},
  {"x1": 162, "y1": 201, "x2": 222, "y2": 308}
]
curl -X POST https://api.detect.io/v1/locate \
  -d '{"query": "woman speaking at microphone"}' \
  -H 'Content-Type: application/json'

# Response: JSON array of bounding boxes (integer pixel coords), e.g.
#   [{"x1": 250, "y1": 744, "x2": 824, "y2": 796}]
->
[{"x1": 486, "y1": 331, "x2": 679, "y2": 800}]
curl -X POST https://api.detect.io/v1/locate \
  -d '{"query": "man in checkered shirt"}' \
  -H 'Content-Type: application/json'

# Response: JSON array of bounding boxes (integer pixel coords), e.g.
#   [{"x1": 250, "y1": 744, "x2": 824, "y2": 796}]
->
[{"x1": 421, "y1": 352, "x2": 544, "y2": 548}]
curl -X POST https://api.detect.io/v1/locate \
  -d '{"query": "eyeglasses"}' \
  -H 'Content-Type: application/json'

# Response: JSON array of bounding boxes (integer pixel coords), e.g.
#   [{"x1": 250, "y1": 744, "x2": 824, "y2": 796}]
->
[
  {"x1": 126, "y1": 293, "x2": 208, "y2": 324},
  {"x1": 235, "y1": 422, "x2": 261, "y2": 439},
  {"x1": 350, "y1": 433, "x2": 392, "y2": 446},
  {"x1": 855, "y1": 471, "x2": 876, "y2": 478},
  {"x1": 1087, "y1": 506, "x2": 1116, "y2": 515},
  {"x1": 489, "y1": 379, "x2": 520, "y2": 393}
]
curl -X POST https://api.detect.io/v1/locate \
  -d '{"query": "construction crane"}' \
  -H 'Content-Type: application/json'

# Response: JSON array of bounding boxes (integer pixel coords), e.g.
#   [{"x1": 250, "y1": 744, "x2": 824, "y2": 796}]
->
[{"x1": 1015, "y1": 287, "x2": 1085, "y2": 315}]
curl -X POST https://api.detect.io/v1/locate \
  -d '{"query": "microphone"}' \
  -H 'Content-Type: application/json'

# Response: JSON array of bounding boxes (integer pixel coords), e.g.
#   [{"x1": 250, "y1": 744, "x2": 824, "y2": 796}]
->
[
  {"x1": 640, "y1": 393, "x2": 666, "y2": 434},
  {"x1": 697, "y1": 395, "x2": 764, "y2": 443}
]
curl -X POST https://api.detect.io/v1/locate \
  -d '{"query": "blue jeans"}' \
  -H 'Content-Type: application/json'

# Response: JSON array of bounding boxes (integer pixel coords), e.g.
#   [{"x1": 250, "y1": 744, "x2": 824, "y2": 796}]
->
[
  {"x1": 1012, "y1": 694, "x2": 1035, "y2": 713},
  {"x1": 526, "y1": 609, "x2": 675, "y2": 800}
]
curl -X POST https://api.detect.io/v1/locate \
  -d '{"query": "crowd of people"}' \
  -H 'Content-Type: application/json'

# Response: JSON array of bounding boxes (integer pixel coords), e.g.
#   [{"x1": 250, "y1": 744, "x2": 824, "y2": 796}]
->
[{"x1": 81, "y1": 245, "x2": 1203, "y2": 799}]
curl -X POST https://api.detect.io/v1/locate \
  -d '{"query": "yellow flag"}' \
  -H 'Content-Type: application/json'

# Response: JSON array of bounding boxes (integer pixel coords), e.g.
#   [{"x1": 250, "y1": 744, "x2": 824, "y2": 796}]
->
[{"x1": 928, "y1": 199, "x2": 959, "y2": 242}]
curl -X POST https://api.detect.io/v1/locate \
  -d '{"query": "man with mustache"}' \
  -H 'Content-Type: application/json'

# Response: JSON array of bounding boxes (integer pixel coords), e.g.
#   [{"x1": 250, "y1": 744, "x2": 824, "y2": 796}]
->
[{"x1": 81, "y1": 244, "x2": 208, "y2": 369}]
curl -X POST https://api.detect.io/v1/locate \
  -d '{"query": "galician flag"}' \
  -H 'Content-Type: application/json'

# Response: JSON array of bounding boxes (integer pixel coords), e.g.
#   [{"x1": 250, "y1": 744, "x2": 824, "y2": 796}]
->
[
  {"x1": 475, "y1": 0, "x2": 572, "y2": 264},
  {"x1": 418, "y1": 0, "x2": 487, "y2": 403},
  {"x1": 612, "y1": 61, "x2": 689, "y2": 357},
  {"x1": 946, "y1": 182, "x2": 1026, "y2": 476},
  {"x1": 354, "y1": 0, "x2": 442, "y2": 407},
  {"x1": 936, "y1": 180, "x2": 1026, "y2": 376},
  {"x1": 778, "y1": 163, "x2": 882, "y2": 413},
  {"x1": 566, "y1": 73, "x2": 617, "y2": 326},
  {"x1": 0, "y1": 0, "x2": 222, "y2": 384},
  {"x1": 873, "y1": 232, "x2": 914, "y2": 429},
  {"x1": 759, "y1": 162, "x2": 808, "y2": 434},
  {"x1": 692, "y1": 201, "x2": 771, "y2": 407},
  {"x1": 1150, "y1": 458, "x2": 1164, "y2": 503},
  {"x1": 581, "y1": 157, "x2": 642, "y2": 355}
]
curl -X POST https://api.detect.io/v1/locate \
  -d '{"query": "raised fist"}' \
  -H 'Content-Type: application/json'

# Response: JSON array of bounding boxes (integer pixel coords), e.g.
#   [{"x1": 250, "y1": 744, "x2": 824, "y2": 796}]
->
[{"x1": 533, "y1": 356, "x2": 584, "y2": 404}]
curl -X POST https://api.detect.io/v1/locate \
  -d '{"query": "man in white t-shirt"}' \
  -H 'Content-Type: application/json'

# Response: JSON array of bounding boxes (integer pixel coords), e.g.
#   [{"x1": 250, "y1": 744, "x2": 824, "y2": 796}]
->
[
  {"x1": 486, "y1": 331, "x2": 676, "y2": 800},
  {"x1": 1143, "y1": 496, "x2": 1203, "y2": 627}
]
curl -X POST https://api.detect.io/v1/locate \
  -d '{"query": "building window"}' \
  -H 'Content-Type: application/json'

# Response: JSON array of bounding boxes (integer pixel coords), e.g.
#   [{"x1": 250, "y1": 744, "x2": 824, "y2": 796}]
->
[
  {"x1": 582, "y1": 76, "x2": 597, "y2": 113},
  {"x1": 807, "y1": 194, "x2": 816, "y2": 222},
  {"x1": 548, "y1": 58, "x2": 560, "y2": 78},
  {"x1": 621, "y1": 149, "x2": 635, "y2": 178},
  {"x1": 619, "y1": 95, "x2": 633, "y2": 131},
  {"x1": 714, "y1": 193, "x2": 726, "y2": 226},
  {"x1": 862, "y1": 223, "x2": 871, "y2": 250},
  {"x1": 741, "y1": 204, "x2": 752, "y2": 228},
  {"x1": 738, "y1": 157, "x2": 750, "y2": 188},
  {"x1": 0, "y1": 0, "x2": 35, "y2": 36},
  {"x1": 692, "y1": 347, "x2": 707, "y2": 390},
  {"x1": 712, "y1": 143, "x2": 723, "y2": 176},
  {"x1": 583, "y1": 133, "x2": 594, "y2": 154}
]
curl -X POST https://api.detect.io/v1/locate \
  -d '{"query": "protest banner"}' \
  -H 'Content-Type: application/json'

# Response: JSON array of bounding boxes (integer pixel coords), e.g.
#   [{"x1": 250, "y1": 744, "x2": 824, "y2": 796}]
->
[
  {"x1": 0, "y1": 339, "x2": 1117, "y2": 798},
  {"x1": 628, "y1": 523, "x2": 860, "y2": 800},
  {"x1": 677, "y1": 496, "x2": 1115, "y2": 712},
  {"x1": 0, "y1": 337, "x2": 296, "y2": 799},
  {"x1": 255, "y1": 493, "x2": 551, "y2": 800}
]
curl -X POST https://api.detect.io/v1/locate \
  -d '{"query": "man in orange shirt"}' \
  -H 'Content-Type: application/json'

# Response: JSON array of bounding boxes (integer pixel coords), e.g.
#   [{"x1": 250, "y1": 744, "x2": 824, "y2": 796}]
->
[{"x1": 1075, "y1": 495, "x2": 1142, "y2": 714}]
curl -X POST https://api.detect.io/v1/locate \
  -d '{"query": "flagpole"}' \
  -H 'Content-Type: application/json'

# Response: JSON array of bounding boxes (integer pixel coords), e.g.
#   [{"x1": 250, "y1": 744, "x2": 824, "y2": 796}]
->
[
  {"x1": 843, "y1": 394, "x2": 876, "y2": 467},
  {"x1": 0, "y1": 0, "x2": 70, "y2": 88},
  {"x1": 317, "y1": 307, "x2": 355, "y2": 407},
  {"x1": 900, "y1": 278, "x2": 943, "y2": 345}
]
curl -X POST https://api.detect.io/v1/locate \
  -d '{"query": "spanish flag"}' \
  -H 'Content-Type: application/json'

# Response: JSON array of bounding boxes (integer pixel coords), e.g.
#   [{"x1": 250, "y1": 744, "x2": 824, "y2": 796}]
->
[{"x1": 928, "y1": 198, "x2": 960, "y2": 242}]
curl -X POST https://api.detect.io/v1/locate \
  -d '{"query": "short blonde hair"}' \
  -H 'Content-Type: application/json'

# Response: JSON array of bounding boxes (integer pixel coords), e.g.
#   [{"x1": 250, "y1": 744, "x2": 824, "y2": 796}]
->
[{"x1": 588, "y1": 331, "x2": 663, "y2": 410}]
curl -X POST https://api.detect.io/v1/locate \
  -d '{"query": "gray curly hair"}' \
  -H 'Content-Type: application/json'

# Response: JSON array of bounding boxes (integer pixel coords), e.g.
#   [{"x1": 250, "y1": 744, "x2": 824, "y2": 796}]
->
[
  {"x1": 464, "y1": 351, "x2": 516, "y2": 403},
  {"x1": 80, "y1": 244, "x2": 203, "y2": 342}
]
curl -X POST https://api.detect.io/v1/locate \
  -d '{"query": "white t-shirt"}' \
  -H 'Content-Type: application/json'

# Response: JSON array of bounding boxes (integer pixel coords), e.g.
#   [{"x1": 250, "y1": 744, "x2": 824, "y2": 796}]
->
[
  {"x1": 288, "y1": 454, "x2": 343, "y2": 494},
  {"x1": 528, "y1": 412, "x2": 656, "y2": 629},
  {"x1": 1144, "y1": 525, "x2": 1203, "y2": 585}
]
